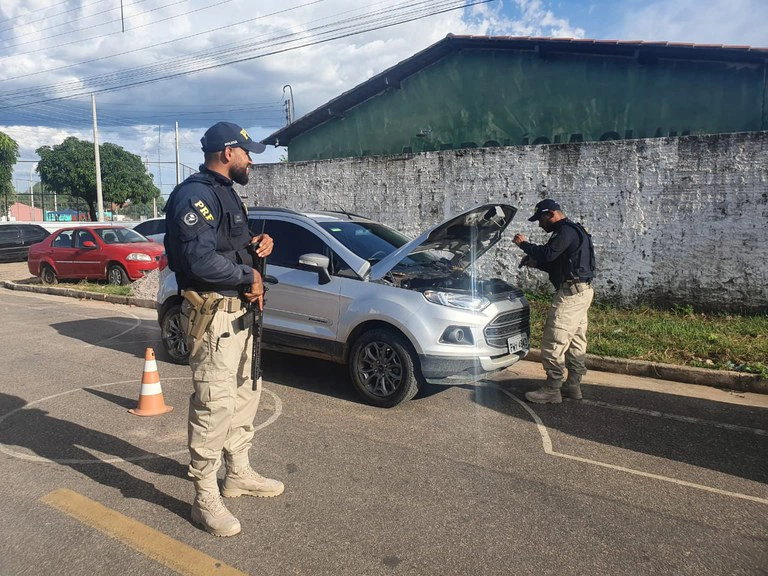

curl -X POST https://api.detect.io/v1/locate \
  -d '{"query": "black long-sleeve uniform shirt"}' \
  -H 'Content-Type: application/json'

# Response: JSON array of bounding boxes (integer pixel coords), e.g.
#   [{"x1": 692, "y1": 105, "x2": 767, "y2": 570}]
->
[
  {"x1": 518, "y1": 219, "x2": 586, "y2": 290},
  {"x1": 164, "y1": 166, "x2": 253, "y2": 296}
]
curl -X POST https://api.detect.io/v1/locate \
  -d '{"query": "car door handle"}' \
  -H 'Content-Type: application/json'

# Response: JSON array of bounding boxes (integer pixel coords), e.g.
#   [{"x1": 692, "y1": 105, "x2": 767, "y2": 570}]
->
[{"x1": 308, "y1": 317, "x2": 329, "y2": 324}]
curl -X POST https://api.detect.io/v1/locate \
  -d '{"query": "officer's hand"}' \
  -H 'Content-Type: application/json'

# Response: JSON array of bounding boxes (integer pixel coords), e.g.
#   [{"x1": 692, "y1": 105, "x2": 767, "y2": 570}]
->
[
  {"x1": 513, "y1": 233, "x2": 527, "y2": 246},
  {"x1": 244, "y1": 270, "x2": 264, "y2": 310},
  {"x1": 251, "y1": 233, "x2": 273, "y2": 258}
]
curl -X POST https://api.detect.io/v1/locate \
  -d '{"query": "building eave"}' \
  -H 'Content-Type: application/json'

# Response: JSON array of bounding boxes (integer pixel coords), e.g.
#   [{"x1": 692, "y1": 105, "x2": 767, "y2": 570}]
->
[{"x1": 262, "y1": 34, "x2": 768, "y2": 147}]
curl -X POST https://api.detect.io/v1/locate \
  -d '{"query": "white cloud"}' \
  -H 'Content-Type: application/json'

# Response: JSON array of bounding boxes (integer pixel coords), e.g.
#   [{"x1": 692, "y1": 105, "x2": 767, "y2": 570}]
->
[
  {"x1": 618, "y1": 0, "x2": 768, "y2": 46},
  {"x1": 1, "y1": 0, "x2": 585, "y2": 193}
]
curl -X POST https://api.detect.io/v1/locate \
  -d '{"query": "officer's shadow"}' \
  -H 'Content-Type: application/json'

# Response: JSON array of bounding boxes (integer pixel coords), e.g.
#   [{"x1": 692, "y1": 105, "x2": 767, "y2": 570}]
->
[{"x1": 0, "y1": 392, "x2": 191, "y2": 522}]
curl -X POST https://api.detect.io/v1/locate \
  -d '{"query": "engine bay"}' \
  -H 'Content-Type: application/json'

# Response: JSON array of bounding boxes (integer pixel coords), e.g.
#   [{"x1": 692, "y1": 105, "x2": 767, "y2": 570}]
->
[{"x1": 379, "y1": 264, "x2": 517, "y2": 297}]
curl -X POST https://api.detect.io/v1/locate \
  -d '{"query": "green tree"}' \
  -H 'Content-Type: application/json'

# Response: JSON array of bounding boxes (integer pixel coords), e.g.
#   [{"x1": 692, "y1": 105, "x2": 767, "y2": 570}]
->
[
  {"x1": 0, "y1": 131, "x2": 19, "y2": 216},
  {"x1": 36, "y1": 136, "x2": 160, "y2": 221}
]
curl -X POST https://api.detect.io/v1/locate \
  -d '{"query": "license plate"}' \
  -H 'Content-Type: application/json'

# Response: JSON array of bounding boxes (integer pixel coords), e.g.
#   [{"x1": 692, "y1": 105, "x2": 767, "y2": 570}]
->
[{"x1": 508, "y1": 333, "x2": 529, "y2": 354}]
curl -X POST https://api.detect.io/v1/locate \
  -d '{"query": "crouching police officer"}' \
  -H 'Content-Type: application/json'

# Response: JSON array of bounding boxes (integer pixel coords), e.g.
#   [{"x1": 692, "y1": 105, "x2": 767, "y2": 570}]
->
[
  {"x1": 513, "y1": 199, "x2": 596, "y2": 404},
  {"x1": 164, "y1": 121, "x2": 281, "y2": 537}
]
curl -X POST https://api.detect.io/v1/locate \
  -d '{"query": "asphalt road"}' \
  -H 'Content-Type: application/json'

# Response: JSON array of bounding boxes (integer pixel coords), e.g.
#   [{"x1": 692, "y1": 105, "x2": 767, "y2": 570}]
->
[{"x1": 1, "y1": 288, "x2": 766, "y2": 576}]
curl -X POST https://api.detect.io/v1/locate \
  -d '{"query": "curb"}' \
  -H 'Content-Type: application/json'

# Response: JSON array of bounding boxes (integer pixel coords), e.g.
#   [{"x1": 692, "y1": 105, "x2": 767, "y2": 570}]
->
[
  {"x1": 1, "y1": 279, "x2": 156, "y2": 310},
  {"x1": 3, "y1": 279, "x2": 766, "y2": 395},
  {"x1": 525, "y1": 350, "x2": 767, "y2": 395}
]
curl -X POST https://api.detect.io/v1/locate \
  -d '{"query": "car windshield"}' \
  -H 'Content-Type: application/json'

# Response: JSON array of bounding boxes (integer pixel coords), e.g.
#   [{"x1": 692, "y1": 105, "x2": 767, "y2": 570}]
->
[
  {"x1": 318, "y1": 221, "x2": 438, "y2": 265},
  {"x1": 96, "y1": 227, "x2": 148, "y2": 244}
]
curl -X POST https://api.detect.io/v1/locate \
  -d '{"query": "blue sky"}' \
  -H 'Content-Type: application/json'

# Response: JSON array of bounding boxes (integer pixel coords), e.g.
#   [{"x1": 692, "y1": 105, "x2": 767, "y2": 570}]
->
[{"x1": 1, "y1": 0, "x2": 766, "y2": 198}]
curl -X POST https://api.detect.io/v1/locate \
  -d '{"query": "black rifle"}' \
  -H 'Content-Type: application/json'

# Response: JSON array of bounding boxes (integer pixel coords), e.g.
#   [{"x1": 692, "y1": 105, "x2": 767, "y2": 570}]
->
[{"x1": 248, "y1": 240, "x2": 266, "y2": 391}]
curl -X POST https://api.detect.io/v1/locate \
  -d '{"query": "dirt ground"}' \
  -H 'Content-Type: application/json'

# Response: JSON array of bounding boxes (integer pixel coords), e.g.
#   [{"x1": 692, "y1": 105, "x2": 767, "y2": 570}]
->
[{"x1": 0, "y1": 261, "x2": 36, "y2": 282}]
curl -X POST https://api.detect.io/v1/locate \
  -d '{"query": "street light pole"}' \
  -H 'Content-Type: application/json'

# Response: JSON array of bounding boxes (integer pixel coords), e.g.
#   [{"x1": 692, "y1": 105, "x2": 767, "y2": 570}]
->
[
  {"x1": 282, "y1": 84, "x2": 295, "y2": 124},
  {"x1": 92, "y1": 94, "x2": 105, "y2": 222}
]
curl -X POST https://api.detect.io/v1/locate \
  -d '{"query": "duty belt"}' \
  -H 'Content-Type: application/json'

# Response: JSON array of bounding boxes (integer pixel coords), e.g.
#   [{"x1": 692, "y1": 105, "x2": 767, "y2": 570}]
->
[
  {"x1": 561, "y1": 279, "x2": 591, "y2": 295},
  {"x1": 181, "y1": 290, "x2": 245, "y2": 346},
  {"x1": 198, "y1": 292, "x2": 245, "y2": 313}
]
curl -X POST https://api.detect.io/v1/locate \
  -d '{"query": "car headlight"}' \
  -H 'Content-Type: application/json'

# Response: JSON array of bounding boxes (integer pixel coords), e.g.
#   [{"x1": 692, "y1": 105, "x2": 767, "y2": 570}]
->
[
  {"x1": 126, "y1": 253, "x2": 153, "y2": 262},
  {"x1": 423, "y1": 290, "x2": 490, "y2": 312}
]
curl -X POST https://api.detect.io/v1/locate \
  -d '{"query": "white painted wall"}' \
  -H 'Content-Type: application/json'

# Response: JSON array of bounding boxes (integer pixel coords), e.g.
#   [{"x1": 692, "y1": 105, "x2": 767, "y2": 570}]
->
[{"x1": 247, "y1": 132, "x2": 768, "y2": 311}]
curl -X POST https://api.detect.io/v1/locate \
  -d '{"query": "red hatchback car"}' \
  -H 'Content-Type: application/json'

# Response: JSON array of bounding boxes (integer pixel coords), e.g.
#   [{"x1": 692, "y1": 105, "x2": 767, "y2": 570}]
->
[{"x1": 28, "y1": 226, "x2": 165, "y2": 285}]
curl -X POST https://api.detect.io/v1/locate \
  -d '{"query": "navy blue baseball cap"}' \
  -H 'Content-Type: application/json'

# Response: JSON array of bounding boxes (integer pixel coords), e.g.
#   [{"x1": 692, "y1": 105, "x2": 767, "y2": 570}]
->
[
  {"x1": 528, "y1": 199, "x2": 562, "y2": 221},
  {"x1": 200, "y1": 122, "x2": 266, "y2": 154}
]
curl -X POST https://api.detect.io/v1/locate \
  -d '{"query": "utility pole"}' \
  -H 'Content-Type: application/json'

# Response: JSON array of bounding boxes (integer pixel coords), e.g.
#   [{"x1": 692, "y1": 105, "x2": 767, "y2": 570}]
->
[
  {"x1": 28, "y1": 164, "x2": 35, "y2": 213},
  {"x1": 175, "y1": 121, "x2": 181, "y2": 185},
  {"x1": 92, "y1": 94, "x2": 105, "y2": 222}
]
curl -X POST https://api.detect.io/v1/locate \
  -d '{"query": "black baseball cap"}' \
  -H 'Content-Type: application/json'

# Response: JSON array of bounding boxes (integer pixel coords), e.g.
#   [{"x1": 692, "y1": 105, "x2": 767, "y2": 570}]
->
[
  {"x1": 528, "y1": 199, "x2": 562, "y2": 221},
  {"x1": 200, "y1": 121, "x2": 266, "y2": 154}
]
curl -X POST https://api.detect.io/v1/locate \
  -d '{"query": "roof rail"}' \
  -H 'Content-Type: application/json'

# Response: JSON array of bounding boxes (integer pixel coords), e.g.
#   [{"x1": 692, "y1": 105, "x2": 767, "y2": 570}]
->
[{"x1": 246, "y1": 206, "x2": 303, "y2": 216}]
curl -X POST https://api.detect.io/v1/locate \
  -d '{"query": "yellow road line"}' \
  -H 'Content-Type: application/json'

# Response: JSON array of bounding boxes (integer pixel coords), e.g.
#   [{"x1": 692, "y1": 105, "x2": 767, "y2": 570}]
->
[{"x1": 41, "y1": 489, "x2": 249, "y2": 576}]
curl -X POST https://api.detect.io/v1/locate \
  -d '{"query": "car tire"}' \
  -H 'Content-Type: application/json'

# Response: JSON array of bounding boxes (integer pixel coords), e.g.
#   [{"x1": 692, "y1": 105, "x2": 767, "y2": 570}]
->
[
  {"x1": 107, "y1": 264, "x2": 130, "y2": 285},
  {"x1": 161, "y1": 302, "x2": 189, "y2": 365},
  {"x1": 40, "y1": 264, "x2": 58, "y2": 285},
  {"x1": 348, "y1": 328, "x2": 421, "y2": 408}
]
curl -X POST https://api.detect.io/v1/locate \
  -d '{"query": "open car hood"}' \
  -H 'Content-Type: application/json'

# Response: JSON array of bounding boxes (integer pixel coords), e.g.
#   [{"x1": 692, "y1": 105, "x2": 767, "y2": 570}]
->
[{"x1": 369, "y1": 203, "x2": 517, "y2": 281}]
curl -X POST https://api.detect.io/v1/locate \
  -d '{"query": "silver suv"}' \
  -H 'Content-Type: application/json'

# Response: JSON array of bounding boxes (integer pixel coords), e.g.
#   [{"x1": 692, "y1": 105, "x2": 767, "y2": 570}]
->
[{"x1": 157, "y1": 204, "x2": 530, "y2": 407}]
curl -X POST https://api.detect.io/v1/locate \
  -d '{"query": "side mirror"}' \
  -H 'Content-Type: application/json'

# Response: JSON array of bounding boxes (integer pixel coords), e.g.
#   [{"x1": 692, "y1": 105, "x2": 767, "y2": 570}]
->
[
  {"x1": 81, "y1": 241, "x2": 97, "y2": 249},
  {"x1": 298, "y1": 253, "x2": 331, "y2": 285}
]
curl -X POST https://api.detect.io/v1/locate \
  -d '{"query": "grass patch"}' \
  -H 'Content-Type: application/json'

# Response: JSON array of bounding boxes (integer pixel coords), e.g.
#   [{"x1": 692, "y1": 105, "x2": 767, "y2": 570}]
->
[
  {"x1": 526, "y1": 293, "x2": 768, "y2": 378},
  {"x1": 71, "y1": 281, "x2": 132, "y2": 297}
]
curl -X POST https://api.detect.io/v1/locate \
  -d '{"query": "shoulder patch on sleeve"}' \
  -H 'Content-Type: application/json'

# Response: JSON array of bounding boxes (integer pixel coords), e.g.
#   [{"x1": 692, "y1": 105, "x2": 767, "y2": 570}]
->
[
  {"x1": 183, "y1": 211, "x2": 199, "y2": 226},
  {"x1": 192, "y1": 199, "x2": 216, "y2": 222}
]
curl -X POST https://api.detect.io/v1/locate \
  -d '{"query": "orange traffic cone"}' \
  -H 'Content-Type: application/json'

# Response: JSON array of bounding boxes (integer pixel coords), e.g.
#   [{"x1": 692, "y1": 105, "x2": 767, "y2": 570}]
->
[{"x1": 129, "y1": 348, "x2": 173, "y2": 416}]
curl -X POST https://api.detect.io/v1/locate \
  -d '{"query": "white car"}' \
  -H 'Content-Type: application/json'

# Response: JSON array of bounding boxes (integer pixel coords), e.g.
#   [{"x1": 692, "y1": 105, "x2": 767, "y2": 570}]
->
[
  {"x1": 132, "y1": 217, "x2": 165, "y2": 243},
  {"x1": 157, "y1": 204, "x2": 530, "y2": 407}
]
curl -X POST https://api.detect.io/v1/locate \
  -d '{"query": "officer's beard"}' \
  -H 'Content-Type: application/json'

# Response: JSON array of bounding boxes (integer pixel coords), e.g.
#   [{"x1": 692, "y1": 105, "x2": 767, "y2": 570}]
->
[{"x1": 231, "y1": 165, "x2": 250, "y2": 186}]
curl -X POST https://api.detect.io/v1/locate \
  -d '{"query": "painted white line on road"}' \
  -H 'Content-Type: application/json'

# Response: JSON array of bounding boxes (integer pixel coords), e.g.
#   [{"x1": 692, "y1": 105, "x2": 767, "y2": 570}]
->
[
  {"x1": 582, "y1": 398, "x2": 768, "y2": 437},
  {"x1": 0, "y1": 379, "x2": 282, "y2": 465},
  {"x1": 496, "y1": 387, "x2": 768, "y2": 506},
  {"x1": 84, "y1": 308, "x2": 143, "y2": 348}
]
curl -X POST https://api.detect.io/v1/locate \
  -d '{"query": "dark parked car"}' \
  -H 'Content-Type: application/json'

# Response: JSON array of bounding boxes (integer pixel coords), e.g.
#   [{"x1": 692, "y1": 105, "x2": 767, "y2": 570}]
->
[{"x1": 0, "y1": 223, "x2": 50, "y2": 262}]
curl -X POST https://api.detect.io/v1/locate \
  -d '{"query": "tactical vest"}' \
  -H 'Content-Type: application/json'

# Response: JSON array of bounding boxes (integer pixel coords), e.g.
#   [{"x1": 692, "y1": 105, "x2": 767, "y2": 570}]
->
[
  {"x1": 165, "y1": 171, "x2": 252, "y2": 292},
  {"x1": 562, "y1": 221, "x2": 596, "y2": 282}
]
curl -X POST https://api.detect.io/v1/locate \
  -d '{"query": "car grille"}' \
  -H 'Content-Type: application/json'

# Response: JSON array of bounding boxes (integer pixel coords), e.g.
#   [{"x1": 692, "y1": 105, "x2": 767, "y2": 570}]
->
[{"x1": 484, "y1": 308, "x2": 530, "y2": 348}]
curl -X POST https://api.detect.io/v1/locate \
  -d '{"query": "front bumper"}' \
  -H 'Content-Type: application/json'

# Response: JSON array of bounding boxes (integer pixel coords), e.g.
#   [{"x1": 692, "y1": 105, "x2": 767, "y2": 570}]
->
[{"x1": 419, "y1": 349, "x2": 527, "y2": 385}]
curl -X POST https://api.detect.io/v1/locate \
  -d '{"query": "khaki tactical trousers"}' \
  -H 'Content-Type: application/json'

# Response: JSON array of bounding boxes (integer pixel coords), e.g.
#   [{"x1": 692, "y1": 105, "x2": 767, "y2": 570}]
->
[
  {"x1": 182, "y1": 300, "x2": 261, "y2": 490},
  {"x1": 540, "y1": 285, "x2": 594, "y2": 386}
]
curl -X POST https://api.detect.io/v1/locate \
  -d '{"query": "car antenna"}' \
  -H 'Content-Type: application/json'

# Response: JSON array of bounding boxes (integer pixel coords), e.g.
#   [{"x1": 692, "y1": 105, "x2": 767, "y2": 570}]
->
[{"x1": 311, "y1": 184, "x2": 362, "y2": 220}]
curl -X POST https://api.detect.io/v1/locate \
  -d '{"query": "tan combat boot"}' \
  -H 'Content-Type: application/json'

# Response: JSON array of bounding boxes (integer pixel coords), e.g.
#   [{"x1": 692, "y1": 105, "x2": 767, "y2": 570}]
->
[
  {"x1": 191, "y1": 479, "x2": 241, "y2": 537},
  {"x1": 562, "y1": 373, "x2": 583, "y2": 400},
  {"x1": 525, "y1": 379, "x2": 563, "y2": 404},
  {"x1": 222, "y1": 464, "x2": 285, "y2": 498}
]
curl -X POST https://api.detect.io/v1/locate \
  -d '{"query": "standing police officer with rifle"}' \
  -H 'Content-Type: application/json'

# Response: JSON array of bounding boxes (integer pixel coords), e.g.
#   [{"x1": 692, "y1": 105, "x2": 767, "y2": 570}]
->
[
  {"x1": 164, "y1": 122, "x2": 282, "y2": 538},
  {"x1": 513, "y1": 199, "x2": 596, "y2": 405}
]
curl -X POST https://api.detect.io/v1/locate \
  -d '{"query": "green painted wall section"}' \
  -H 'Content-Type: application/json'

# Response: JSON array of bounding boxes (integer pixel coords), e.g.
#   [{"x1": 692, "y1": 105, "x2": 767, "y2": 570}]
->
[{"x1": 288, "y1": 50, "x2": 768, "y2": 161}]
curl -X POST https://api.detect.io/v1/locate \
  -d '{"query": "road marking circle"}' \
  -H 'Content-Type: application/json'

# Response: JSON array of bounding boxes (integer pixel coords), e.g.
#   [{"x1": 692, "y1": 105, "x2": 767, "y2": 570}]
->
[{"x1": 0, "y1": 377, "x2": 283, "y2": 464}]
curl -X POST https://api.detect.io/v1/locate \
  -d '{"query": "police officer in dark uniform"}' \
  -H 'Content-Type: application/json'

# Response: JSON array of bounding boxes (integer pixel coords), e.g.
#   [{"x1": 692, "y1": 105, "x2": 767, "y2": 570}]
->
[
  {"x1": 513, "y1": 199, "x2": 596, "y2": 404},
  {"x1": 164, "y1": 121, "x2": 281, "y2": 537}
]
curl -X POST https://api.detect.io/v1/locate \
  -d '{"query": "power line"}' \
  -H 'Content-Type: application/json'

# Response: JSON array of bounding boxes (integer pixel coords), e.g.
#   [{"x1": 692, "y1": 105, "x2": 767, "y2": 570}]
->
[
  {"x1": 4, "y1": 0, "x2": 327, "y2": 81},
  {"x1": 0, "y1": 0, "x2": 109, "y2": 28},
  {"x1": 0, "y1": 0, "x2": 151, "y2": 35},
  {"x1": 3, "y1": 0, "x2": 216, "y2": 50},
  {"x1": 1, "y1": 0, "x2": 487, "y2": 108}
]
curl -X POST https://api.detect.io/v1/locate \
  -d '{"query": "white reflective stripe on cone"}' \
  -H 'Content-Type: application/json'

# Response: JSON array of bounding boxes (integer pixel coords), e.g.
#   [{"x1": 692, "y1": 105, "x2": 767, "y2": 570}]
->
[
  {"x1": 144, "y1": 360, "x2": 158, "y2": 372},
  {"x1": 140, "y1": 383, "x2": 163, "y2": 396}
]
